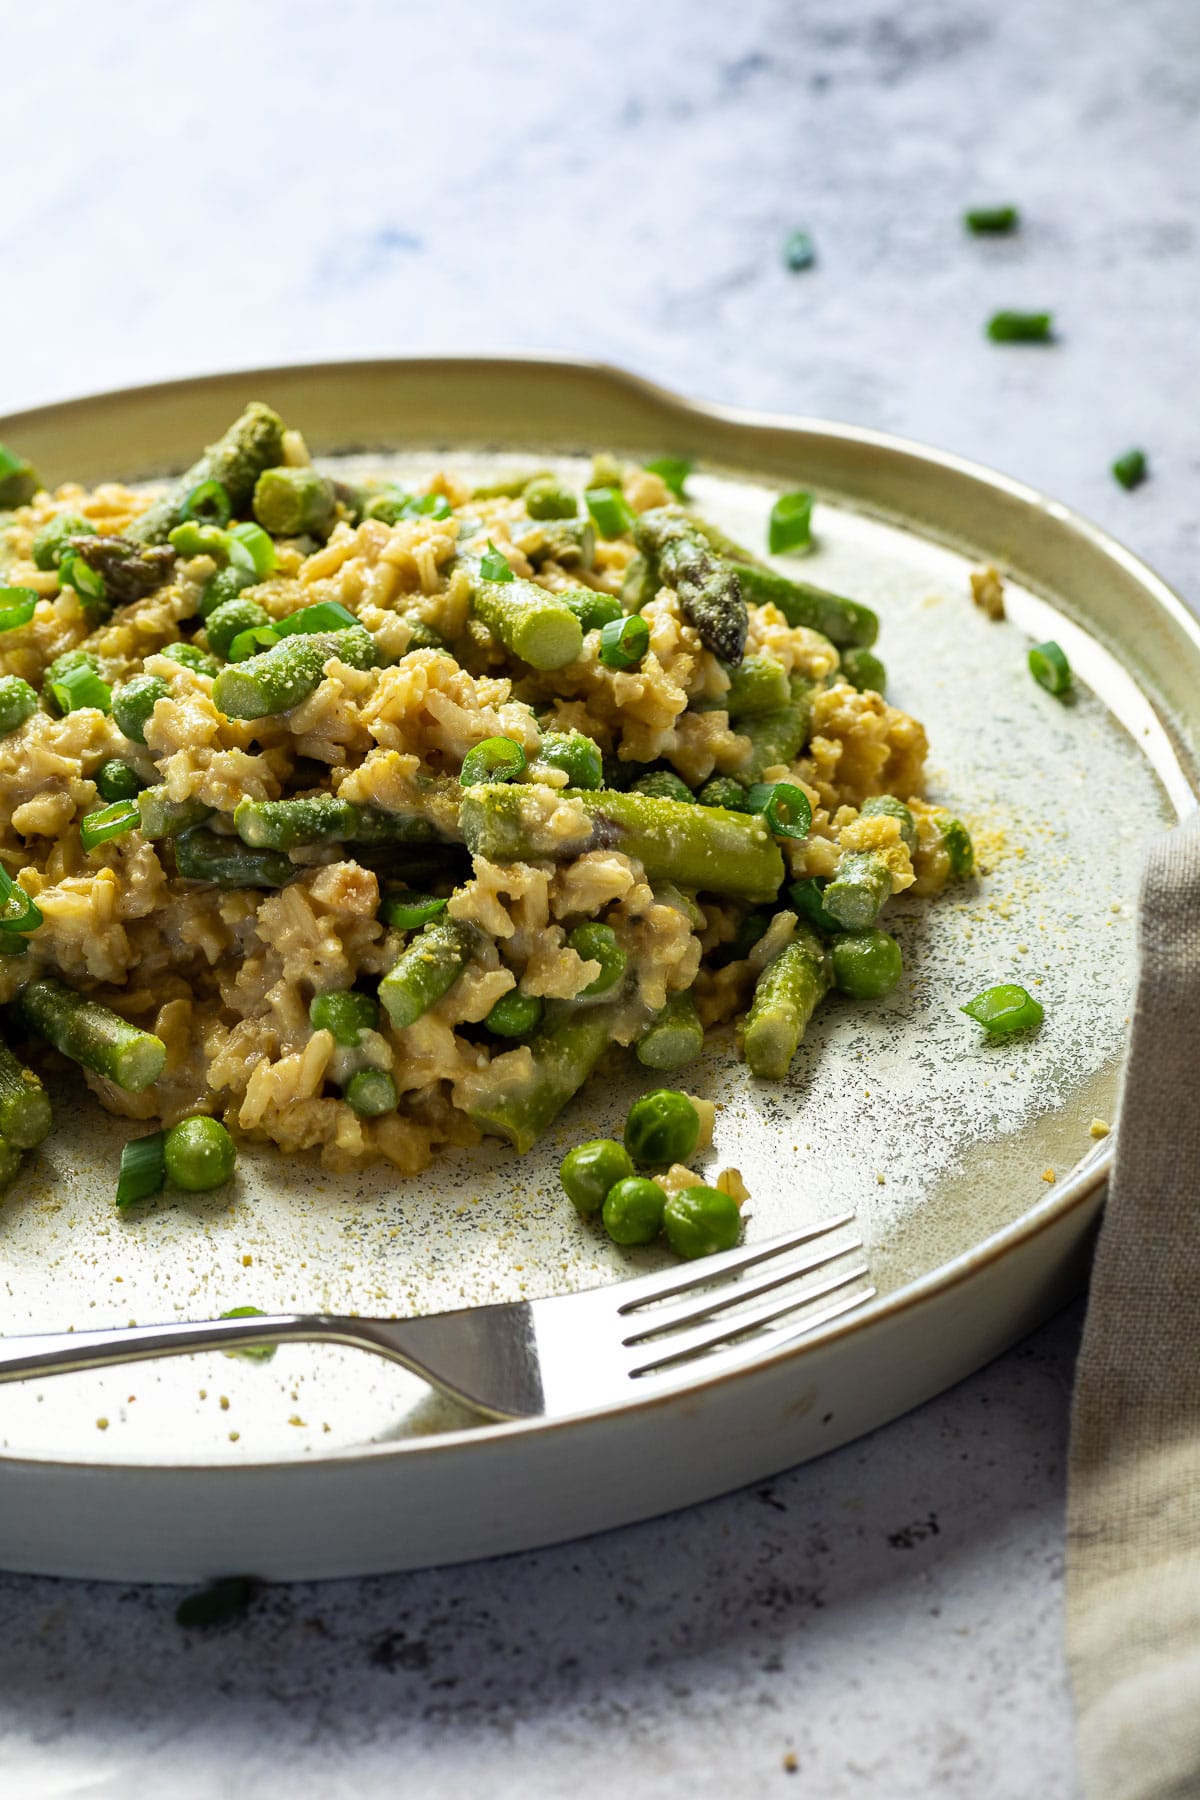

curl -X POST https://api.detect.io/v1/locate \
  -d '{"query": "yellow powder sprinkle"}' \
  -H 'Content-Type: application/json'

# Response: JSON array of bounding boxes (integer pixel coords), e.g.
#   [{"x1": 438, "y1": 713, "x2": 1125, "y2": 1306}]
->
[
  {"x1": 96, "y1": 1417, "x2": 109, "y2": 1431},
  {"x1": 228, "y1": 1430, "x2": 240, "y2": 1443},
  {"x1": 969, "y1": 565, "x2": 1006, "y2": 620},
  {"x1": 1089, "y1": 1118, "x2": 1110, "y2": 1139},
  {"x1": 219, "y1": 1395, "x2": 230, "y2": 1411},
  {"x1": 242, "y1": 1254, "x2": 253, "y2": 1267},
  {"x1": 1041, "y1": 1168, "x2": 1056, "y2": 1183}
]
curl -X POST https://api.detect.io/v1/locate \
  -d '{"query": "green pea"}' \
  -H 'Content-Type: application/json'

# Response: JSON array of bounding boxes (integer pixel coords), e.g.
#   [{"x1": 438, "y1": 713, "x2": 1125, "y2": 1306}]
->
[
  {"x1": 94, "y1": 759, "x2": 144, "y2": 803},
  {"x1": 559, "y1": 1138, "x2": 635, "y2": 1216},
  {"x1": 566, "y1": 922, "x2": 627, "y2": 998},
  {"x1": 309, "y1": 989, "x2": 379, "y2": 1046},
  {"x1": 602, "y1": 1176, "x2": 666, "y2": 1246},
  {"x1": 161, "y1": 641, "x2": 220, "y2": 678},
  {"x1": 631, "y1": 769, "x2": 694, "y2": 804},
  {"x1": 163, "y1": 1115, "x2": 237, "y2": 1192},
  {"x1": 197, "y1": 563, "x2": 255, "y2": 620},
  {"x1": 831, "y1": 930, "x2": 904, "y2": 1000},
  {"x1": 623, "y1": 1089, "x2": 700, "y2": 1168},
  {"x1": 696, "y1": 776, "x2": 750, "y2": 812},
  {"x1": 523, "y1": 476, "x2": 578, "y2": 520},
  {"x1": 112, "y1": 674, "x2": 170, "y2": 745},
  {"x1": 537, "y1": 730, "x2": 603, "y2": 790},
  {"x1": 168, "y1": 521, "x2": 231, "y2": 563},
  {"x1": 663, "y1": 1185, "x2": 741, "y2": 1259},
  {"x1": 485, "y1": 990, "x2": 545, "y2": 1039}
]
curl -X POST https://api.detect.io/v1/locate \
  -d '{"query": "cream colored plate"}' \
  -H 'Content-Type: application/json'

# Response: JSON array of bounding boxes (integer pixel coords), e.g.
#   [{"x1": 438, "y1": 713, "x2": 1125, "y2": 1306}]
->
[{"x1": 0, "y1": 357, "x2": 1194, "y2": 1580}]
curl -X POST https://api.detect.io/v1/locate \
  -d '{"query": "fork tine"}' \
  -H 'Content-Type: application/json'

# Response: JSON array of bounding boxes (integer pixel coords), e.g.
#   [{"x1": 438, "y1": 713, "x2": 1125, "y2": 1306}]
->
[
  {"x1": 621, "y1": 1233, "x2": 864, "y2": 1345},
  {"x1": 629, "y1": 1281, "x2": 877, "y2": 1384},
  {"x1": 627, "y1": 1261, "x2": 871, "y2": 1375},
  {"x1": 614, "y1": 1213, "x2": 858, "y2": 1315}
]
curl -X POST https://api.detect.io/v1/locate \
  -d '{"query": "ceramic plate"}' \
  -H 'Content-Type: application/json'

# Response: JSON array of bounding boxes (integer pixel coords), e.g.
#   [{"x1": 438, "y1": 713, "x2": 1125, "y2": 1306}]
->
[{"x1": 0, "y1": 357, "x2": 1195, "y2": 1580}]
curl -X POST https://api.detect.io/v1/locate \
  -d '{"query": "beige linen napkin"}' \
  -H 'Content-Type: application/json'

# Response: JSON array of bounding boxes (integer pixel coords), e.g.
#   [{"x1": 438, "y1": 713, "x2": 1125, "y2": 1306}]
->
[{"x1": 1067, "y1": 809, "x2": 1200, "y2": 1799}]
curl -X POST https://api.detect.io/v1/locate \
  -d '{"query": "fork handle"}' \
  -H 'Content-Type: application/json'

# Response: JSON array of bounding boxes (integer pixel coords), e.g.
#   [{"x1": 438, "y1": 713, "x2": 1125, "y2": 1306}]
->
[{"x1": 0, "y1": 1314, "x2": 329, "y2": 1382}]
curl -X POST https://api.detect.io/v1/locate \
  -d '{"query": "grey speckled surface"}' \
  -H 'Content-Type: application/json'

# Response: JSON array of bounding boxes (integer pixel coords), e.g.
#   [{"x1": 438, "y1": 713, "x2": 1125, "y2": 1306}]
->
[{"x1": 1, "y1": 0, "x2": 1197, "y2": 1791}]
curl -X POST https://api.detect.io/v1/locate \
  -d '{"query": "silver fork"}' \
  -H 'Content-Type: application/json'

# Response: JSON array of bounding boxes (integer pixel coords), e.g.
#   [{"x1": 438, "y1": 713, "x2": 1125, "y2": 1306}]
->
[{"x1": 0, "y1": 1213, "x2": 873, "y2": 1420}]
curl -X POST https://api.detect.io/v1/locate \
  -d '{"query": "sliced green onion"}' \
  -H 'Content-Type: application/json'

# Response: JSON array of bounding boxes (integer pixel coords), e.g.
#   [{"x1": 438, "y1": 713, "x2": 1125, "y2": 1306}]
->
[
  {"x1": 479, "y1": 539, "x2": 514, "y2": 582},
  {"x1": 410, "y1": 492, "x2": 453, "y2": 520},
  {"x1": 380, "y1": 890, "x2": 450, "y2": 929},
  {"x1": 459, "y1": 736, "x2": 527, "y2": 786},
  {"x1": 180, "y1": 480, "x2": 232, "y2": 527},
  {"x1": 49, "y1": 662, "x2": 112, "y2": 715},
  {"x1": 80, "y1": 799, "x2": 140, "y2": 851},
  {"x1": 747, "y1": 780, "x2": 812, "y2": 840},
  {"x1": 168, "y1": 520, "x2": 232, "y2": 561},
  {"x1": 783, "y1": 229, "x2": 816, "y2": 271},
  {"x1": 0, "y1": 586, "x2": 38, "y2": 633},
  {"x1": 598, "y1": 613, "x2": 650, "y2": 670},
  {"x1": 219, "y1": 1305, "x2": 276, "y2": 1363},
  {"x1": 1028, "y1": 640, "x2": 1072, "y2": 697},
  {"x1": 644, "y1": 457, "x2": 692, "y2": 499},
  {"x1": 1112, "y1": 449, "x2": 1147, "y2": 491},
  {"x1": 57, "y1": 552, "x2": 107, "y2": 607},
  {"x1": 116, "y1": 1130, "x2": 166, "y2": 1209},
  {"x1": 960, "y1": 983, "x2": 1044, "y2": 1036},
  {"x1": 227, "y1": 625, "x2": 281, "y2": 662},
  {"x1": 0, "y1": 442, "x2": 39, "y2": 498},
  {"x1": 768, "y1": 491, "x2": 813, "y2": 555},
  {"x1": 986, "y1": 311, "x2": 1053, "y2": 343},
  {"x1": 964, "y1": 205, "x2": 1019, "y2": 234},
  {"x1": 272, "y1": 600, "x2": 359, "y2": 636},
  {"x1": 227, "y1": 520, "x2": 277, "y2": 578},
  {"x1": 0, "y1": 862, "x2": 42, "y2": 933},
  {"x1": 585, "y1": 486, "x2": 635, "y2": 539}
]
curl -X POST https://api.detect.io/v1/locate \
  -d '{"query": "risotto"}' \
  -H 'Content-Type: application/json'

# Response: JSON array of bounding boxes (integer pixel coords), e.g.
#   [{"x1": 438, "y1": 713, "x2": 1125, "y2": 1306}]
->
[{"x1": 0, "y1": 405, "x2": 971, "y2": 1183}]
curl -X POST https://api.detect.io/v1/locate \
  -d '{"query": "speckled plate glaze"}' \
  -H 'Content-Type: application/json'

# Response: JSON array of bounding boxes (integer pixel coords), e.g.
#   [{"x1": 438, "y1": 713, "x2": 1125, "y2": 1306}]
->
[{"x1": 0, "y1": 357, "x2": 1196, "y2": 1582}]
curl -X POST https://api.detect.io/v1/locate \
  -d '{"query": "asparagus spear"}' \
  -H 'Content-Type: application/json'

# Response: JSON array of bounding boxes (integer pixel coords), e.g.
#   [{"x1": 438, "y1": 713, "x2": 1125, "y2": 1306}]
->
[
  {"x1": 822, "y1": 851, "x2": 892, "y2": 930},
  {"x1": 636, "y1": 989, "x2": 705, "y2": 1072},
  {"x1": 233, "y1": 794, "x2": 443, "y2": 852},
  {"x1": 211, "y1": 627, "x2": 378, "y2": 719},
  {"x1": 513, "y1": 517, "x2": 596, "y2": 572},
  {"x1": 174, "y1": 828, "x2": 295, "y2": 888},
  {"x1": 126, "y1": 403, "x2": 287, "y2": 545},
  {"x1": 0, "y1": 1133, "x2": 21, "y2": 1190},
  {"x1": 743, "y1": 927, "x2": 832, "y2": 1079},
  {"x1": 733, "y1": 675, "x2": 817, "y2": 783},
  {"x1": 459, "y1": 785, "x2": 784, "y2": 903},
  {"x1": 726, "y1": 563, "x2": 878, "y2": 650},
  {"x1": 467, "y1": 568, "x2": 583, "y2": 671},
  {"x1": 253, "y1": 467, "x2": 336, "y2": 538},
  {"x1": 66, "y1": 535, "x2": 176, "y2": 603},
  {"x1": 137, "y1": 787, "x2": 213, "y2": 839},
  {"x1": 632, "y1": 508, "x2": 747, "y2": 663},
  {"x1": 378, "y1": 917, "x2": 480, "y2": 1030},
  {"x1": 0, "y1": 1039, "x2": 52, "y2": 1147},
  {"x1": 465, "y1": 999, "x2": 620, "y2": 1153},
  {"x1": 12, "y1": 978, "x2": 166, "y2": 1091}
]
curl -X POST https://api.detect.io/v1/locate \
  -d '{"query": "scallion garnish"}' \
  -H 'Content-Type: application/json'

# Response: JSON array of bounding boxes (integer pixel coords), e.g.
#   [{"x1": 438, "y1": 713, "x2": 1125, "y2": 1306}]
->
[
  {"x1": 0, "y1": 586, "x2": 38, "y2": 633},
  {"x1": 180, "y1": 479, "x2": 233, "y2": 527},
  {"x1": 49, "y1": 661, "x2": 112, "y2": 715},
  {"x1": 585, "y1": 486, "x2": 635, "y2": 539},
  {"x1": 227, "y1": 625, "x2": 281, "y2": 662},
  {"x1": 644, "y1": 457, "x2": 692, "y2": 499},
  {"x1": 1028, "y1": 640, "x2": 1072, "y2": 697},
  {"x1": 409, "y1": 492, "x2": 453, "y2": 520},
  {"x1": 0, "y1": 862, "x2": 43, "y2": 934},
  {"x1": 965, "y1": 205, "x2": 1019, "y2": 234},
  {"x1": 272, "y1": 600, "x2": 359, "y2": 636},
  {"x1": 116, "y1": 1130, "x2": 166, "y2": 1210},
  {"x1": 479, "y1": 540, "x2": 514, "y2": 583},
  {"x1": 1112, "y1": 449, "x2": 1147, "y2": 491},
  {"x1": 960, "y1": 984, "x2": 1044, "y2": 1035},
  {"x1": 768, "y1": 491, "x2": 813, "y2": 555},
  {"x1": 986, "y1": 311, "x2": 1053, "y2": 343},
  {"x1": 219, "y1": 1305, "x2": 276, "y2": 1363},
  {"x1": 598, "y1": 613, "x2": 650, "y2": 670},
  {"x1": 80, "y1": 799, "x2": 141, "y2": 852},
  {"x1": 227, "y1": 520, "x2": 277, "y2": 579},
  {"x1": 57, "y1": 552, "x2": 107, "y2": 607},
  {"x1": 379, "y1": 890, "x2": 450, "y2": 929},
  {"x1": 747, "y1": 780, "x2": 812, "y2": 840},
  {"x1": 459, "y1": 736, "x2": 527, "y2": 786}
]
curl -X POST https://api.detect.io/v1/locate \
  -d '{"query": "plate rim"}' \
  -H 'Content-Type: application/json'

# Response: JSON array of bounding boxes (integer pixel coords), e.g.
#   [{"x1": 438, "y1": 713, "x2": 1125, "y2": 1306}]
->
[{"x1": 0, "y1": 351, "x2": 1192, "y2": 1477}]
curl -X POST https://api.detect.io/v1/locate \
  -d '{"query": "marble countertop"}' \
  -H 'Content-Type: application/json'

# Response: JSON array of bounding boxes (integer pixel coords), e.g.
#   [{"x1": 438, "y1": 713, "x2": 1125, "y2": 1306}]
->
[{"x1": 1, "y1": 0, "x2": 1196, "y2": 1792}]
